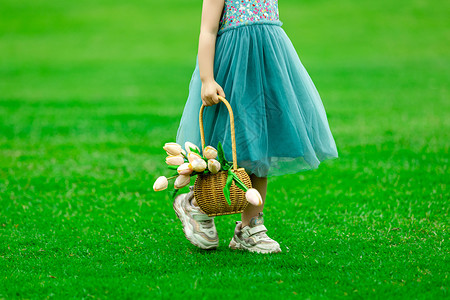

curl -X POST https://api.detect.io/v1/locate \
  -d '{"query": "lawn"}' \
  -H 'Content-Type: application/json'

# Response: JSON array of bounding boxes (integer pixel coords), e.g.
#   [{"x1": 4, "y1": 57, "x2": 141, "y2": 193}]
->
[{"x1": 0, "y1": 0, "x2": 448, "y2": 298}]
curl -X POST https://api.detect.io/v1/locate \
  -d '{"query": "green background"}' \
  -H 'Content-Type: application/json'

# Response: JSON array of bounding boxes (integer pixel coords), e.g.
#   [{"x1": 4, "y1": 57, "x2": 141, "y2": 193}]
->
[{"x1": 0, "y1": 0, "x2": 448, "y2": 298}]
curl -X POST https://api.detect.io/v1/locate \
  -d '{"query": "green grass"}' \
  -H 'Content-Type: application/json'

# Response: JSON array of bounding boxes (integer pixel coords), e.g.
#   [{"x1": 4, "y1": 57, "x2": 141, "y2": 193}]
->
[{"x1": 0, "y1": 0, "x2": 448, "y2": 298}]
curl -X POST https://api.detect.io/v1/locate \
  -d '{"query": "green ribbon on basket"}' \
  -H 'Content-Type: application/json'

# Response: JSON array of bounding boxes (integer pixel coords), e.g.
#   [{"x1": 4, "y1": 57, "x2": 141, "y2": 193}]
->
[
  {"x1": 217, "y1": 142, "x2": 231, "y2": 171},
  {"x1": 217, "y1": 141, "x2": 250, "y2": 205},
  {"x1": 223, "y1": 169, "x2": 249, "y2": 205}
]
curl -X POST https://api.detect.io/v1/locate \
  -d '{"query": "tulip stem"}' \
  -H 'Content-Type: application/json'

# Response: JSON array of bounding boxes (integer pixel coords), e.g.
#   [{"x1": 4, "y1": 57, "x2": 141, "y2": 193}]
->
[{"x1": 167, "y1": 175, "x2": 178, "y2": 180}]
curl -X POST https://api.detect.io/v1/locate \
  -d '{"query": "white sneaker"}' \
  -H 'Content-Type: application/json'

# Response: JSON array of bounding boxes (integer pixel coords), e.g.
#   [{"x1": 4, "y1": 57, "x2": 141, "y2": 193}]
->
[
  {"x1": 229, "y1": 212, "x2": 281, "y2": 254},
  {"x1": 173, "y1": 186, "x2": 219, "y2": 249}
]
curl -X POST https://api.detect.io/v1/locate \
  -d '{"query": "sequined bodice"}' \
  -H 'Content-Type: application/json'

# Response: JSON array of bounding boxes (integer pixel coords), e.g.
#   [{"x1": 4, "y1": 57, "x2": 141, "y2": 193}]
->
[{"x1": 218, "y1": 0, "x2": 282, "y2": 34}]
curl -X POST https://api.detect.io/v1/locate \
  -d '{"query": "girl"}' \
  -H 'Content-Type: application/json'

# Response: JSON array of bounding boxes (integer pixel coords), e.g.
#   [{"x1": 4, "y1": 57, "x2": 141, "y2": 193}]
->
[{"x1": 173, "y1": 0, "x2": 338, "y2": 254}]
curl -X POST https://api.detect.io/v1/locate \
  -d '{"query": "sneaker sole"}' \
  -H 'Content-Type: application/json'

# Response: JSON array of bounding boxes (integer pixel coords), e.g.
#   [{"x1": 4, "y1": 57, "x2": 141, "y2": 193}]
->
[
  {"x1": 173, "y1": 196, "x2": 218, "y2": 250},
  {"x1": 229, "y1": 237, "x2": 281, "y2": 254}
]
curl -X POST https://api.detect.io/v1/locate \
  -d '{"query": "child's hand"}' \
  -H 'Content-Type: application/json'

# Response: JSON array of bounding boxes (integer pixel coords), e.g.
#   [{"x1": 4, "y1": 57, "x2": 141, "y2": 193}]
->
[{"x1": 201, "y1": 80, "x2": 226, "y2": 106}]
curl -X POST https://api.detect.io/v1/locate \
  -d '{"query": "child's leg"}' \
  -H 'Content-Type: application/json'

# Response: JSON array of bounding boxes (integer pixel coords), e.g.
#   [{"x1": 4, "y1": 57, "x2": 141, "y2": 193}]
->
[
  {"x1": 231, "y1": 174, "x2": 280, "y2": 253},
  {"x1": 241, "y1": 174, "x2": 267, "y2": 227}
]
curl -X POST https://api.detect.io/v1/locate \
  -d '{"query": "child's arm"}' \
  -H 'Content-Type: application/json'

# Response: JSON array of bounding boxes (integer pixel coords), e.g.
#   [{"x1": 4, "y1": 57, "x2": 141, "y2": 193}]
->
[{"x1": 198, "y1": 0, "x2": 225, "y2": 106}]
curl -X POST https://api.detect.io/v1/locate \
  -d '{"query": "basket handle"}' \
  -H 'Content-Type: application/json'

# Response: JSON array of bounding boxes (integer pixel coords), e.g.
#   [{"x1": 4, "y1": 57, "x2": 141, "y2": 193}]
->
[{"x1": 199, "y1": 96, "x2": 238, "y2": 171}]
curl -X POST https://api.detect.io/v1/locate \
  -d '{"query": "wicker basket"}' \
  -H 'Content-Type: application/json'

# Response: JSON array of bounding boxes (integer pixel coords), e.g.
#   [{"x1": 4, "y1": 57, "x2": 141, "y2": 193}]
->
[{"x1": 194, "y1": 96, "x2": 252, "y2": 217}]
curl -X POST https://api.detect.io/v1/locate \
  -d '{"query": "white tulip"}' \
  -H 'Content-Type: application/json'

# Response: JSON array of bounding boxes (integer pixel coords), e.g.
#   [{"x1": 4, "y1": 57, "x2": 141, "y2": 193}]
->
[
  {"x1": 190, "y1": 159, "x2": 207, "y2": 172},
  {"x1": 245, "y1": 188, "x2": 263, "y2": 206},
  {"x1": 177, "y1": 163, "x2": 193, "y2": 175},
  {"x1": 165, "y1": 155, "x2": 185, "y2": 166},
  {"x1": 188, "y1": 152, "x2": 203, "y2": 163},
  {"x1": 153, "y1": 176, "x2": 168, "y2": 192},
  {"x1": 185, "y1": 142, "x2": 200, "y2": 154},
  {"x1": 163, "y1": 142, "x2": 182, "y2": 156},
  {"x1": 204, "y1": 146, "x2": 218, "y2": 160},
  {"x1": 207, "y1": 159, "x2": 221, "y2": 174},
  {"x1": 174, "y1": 175, "x2": 190, "y2": 189}
]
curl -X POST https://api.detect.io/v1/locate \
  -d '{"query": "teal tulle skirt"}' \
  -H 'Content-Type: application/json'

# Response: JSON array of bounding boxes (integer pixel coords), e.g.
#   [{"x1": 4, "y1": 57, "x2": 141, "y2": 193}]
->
[{"x1": 176, "y1": 24, "x2": 338, "y2": 177}]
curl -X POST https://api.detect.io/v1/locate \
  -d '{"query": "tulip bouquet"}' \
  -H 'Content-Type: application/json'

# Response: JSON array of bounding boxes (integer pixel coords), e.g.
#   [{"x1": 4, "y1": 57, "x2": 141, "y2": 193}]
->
[{"x1": 153, "y1": 141, "x2": 262, "y2": 206}]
